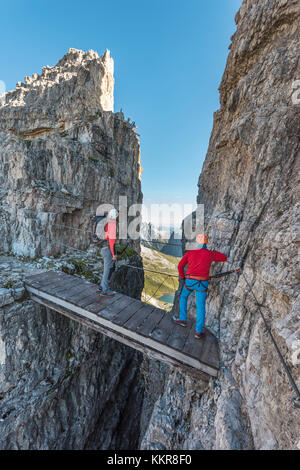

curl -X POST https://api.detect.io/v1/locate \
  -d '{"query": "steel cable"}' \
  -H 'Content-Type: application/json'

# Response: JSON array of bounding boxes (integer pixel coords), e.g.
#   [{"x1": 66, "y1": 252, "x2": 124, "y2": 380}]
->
[
  {"x1": 241, "y1": 271, "x2": 300, "y2": 408},
  {"x1": 37, "y1": 219, "x2": 300, "y2": 406}
]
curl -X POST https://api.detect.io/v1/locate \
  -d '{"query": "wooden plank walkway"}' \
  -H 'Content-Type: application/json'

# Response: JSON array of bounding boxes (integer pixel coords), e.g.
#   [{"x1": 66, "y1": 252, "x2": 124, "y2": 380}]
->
[{"x1": 24, "y1": 270, "x2": 219, "y2": 381}]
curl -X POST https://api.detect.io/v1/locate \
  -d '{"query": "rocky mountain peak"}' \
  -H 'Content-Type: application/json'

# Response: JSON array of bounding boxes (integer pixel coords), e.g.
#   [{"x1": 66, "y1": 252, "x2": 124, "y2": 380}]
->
[
  {"x1": 0, "y1": 47, "x2": 114, "y2": 117},
  {"x1": 0, "y1": 48, "x2": 141, "y2": 258}
]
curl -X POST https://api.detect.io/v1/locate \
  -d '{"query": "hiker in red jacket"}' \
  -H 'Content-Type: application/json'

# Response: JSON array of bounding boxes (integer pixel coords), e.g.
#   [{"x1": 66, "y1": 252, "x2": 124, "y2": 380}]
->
[
  {"x1": 98, "y1": 208, "x2": 118, "y2": 295},
  {"x1": 173, "y1": 234, "x2": 227, "y2": 339}
]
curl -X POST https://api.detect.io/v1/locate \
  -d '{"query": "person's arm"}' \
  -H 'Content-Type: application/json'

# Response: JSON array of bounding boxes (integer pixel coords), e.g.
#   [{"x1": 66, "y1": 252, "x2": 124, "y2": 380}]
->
[
  {"x1": 211, "y1": 250, "x2": 227, "y2": 262},
  {"x1": 178, "y1": 253, "x2": 189, "y2": 279}
]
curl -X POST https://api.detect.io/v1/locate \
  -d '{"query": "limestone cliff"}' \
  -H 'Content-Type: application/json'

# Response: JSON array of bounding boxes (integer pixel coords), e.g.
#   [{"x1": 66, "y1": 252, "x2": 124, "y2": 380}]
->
[
  {"x1": 0, "y1": 47, "x2": 142, "y2": 257},
  {"x1": 1, "y1": 0, "x2": 299, "y2": 450},
  {"x1": 142, "y1": 0, "x2": 300, "y2": 450},
  {"x1": 0, "y1": 49, "x2": 145, "y2": 449}
]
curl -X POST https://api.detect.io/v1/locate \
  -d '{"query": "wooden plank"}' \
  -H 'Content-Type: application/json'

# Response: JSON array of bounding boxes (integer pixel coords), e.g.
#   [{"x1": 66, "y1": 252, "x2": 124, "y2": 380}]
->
[
  {"x1": 63, "y1": 282, "x2": 100, "y2": 306},
  {"x1": 60, "y1": 283, "x2": 97, "y2": 303},
  {"x1": 150, "y1": 311, "x2": 174, "y2": 343},
  {"x1": 76, "y1": 288, "x2": 119, "y2": 309},
  {"x1": 103, "y1": 294, "x2": 136, "y2": 313},
  {"x1": 26, "y1": 271, "x2": 89, "y2": 295},
  {"x1": 62, "y1": 288, "x2": 122, "y2": 313},
  {"x1": 138, "y1": 307, "x2": 166, "y2": 337},
  {"x1": 35, "y1": 271, "x2": 78, "y2": 288},
  {"x1": 35, "y1": 274, "x2": 89, "y2": 305},
  {"x1": 134, "y1": 305, "x2": 160, "y2": 334},
  {"x1": 25, "y1": 271, "x2": 60, "y2": 288},
  {"x1": 25, "y1": 272, "x2": 219, "y2": 370},
  {"x1": 54, "y1": 282, "x2": 94, "y2": 300},
  {"x1": 24, "y1": 270, "x2": 56, "y2": 284},
  {"x1": 110, "y1": 300, "x2": 146, "y2": 326},
  {"x1": 48, "y1": 271, "x2": 81, "y2": 284},
  {"x1": 182, "y1": 326, "x2": 218, "y2": 370},
  {"x1": 166, "y1": 327, "x2": 187, "y2": 350},
  {"x1": 41, "y1": 277, "x2": 79, "y2": 296},
  {"x1": 28, "y1": 293, "x2": 211, "y2": 382},
  {"x1": 123, "y1": 304, "x2": 155, "y2": 331},
  {"x1": 52, "y1": 276, "x2": 91, "y2": 291},
  {"x1": 28, "y1": 272, "x2": 76, "y2": 292},
  {"x1": 198, "y1": 330, "x2": 219, "y2": 369},
  {"x1": 90, "y1": 294, "x2": 135, "y2": 318},
  {"x1": 183, "y1": 326, "x2": 207, "y2": 356},
  {"x1": 166, "y1": 318, "x2": 195, "y2": 351},
  {"x1": 85, "y1": 292, "x2": 124, "y2": 313},
  {"x1": 26, "y1": 285, "x2": 218, "y2": 377},
  {"x1": 182, "y1": 321, "x2": 200, "y2": 354}
]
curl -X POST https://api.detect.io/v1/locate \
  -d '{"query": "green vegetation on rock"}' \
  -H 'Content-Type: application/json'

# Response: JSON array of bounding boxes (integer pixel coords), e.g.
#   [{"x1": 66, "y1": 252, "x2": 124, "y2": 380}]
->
[
  {"x1": 61, "y1": 257, "x2": 99, "y2": 283},
  {"x1": 116, "y1": 244, "x2": 137, "y2": 260},
  {"x1": 141, "y1": 246, "x2": 180, "y2": 311},
  {"x1": 3, "y1": 279, "x2": 17, "y2": 288}
]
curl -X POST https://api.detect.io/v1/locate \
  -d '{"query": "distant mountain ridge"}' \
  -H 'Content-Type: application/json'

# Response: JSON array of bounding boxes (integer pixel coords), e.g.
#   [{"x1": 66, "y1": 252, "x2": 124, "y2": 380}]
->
[{"x1": 140, "y1": 222, "x2": 182, "y2": 257}]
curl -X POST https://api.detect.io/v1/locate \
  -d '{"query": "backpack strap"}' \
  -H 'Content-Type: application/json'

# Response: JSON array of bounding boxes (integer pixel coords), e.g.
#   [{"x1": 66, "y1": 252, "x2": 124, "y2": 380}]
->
[{"x1": 91, "y1": 215, "x2": 107, "y2": 246}]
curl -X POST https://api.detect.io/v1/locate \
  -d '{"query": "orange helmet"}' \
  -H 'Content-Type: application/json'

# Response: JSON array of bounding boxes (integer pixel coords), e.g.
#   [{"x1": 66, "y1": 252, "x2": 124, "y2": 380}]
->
[{"x1": 196, "y1": 234, "x2": 208, "y2": 244}]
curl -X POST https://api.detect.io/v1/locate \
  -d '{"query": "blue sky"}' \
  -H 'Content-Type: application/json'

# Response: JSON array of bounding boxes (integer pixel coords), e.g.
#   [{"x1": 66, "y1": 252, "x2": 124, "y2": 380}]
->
[{"x1": 1, "y1": 0, "x2": 242, "y2": 215}]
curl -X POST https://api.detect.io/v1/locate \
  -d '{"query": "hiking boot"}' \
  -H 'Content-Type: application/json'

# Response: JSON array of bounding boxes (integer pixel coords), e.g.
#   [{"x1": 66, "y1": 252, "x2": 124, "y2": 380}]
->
[
  {"x1": 194, "y1": 331, "x2": 206, "y2": 339},
  {"x1": 101, "y1": 289, "x2": 115, "y2": 296},
  {"x1": 172, "y1": 315, "x2": 187, "y2": 327}
]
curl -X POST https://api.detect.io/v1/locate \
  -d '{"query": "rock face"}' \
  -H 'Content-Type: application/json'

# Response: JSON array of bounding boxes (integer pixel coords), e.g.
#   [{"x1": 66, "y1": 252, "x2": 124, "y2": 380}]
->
[
  {"x1": 0, "y1": 257, "x2": 145, "y2": 450},
  {"x1": 0, "y1": 48, "x2": 142, "y2": 257},
  {"x1": 1, "y1": 2, "x2": 299, "y2": 449},
  {"x1": 0, "y1": 49, "x2": 146, "y2": 449},
  {"x1": 141, "y1": 222, "x2": 182, "y2": 257},
  {"x1": 142, "y1": 0, "x2": 300, "y2": 450}
]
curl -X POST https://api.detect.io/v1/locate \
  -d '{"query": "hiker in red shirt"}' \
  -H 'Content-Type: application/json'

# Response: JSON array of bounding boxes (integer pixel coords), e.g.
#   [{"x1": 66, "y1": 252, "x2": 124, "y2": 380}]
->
[
  {"x1": 99, "y1": 208, "x2": 118, "y2": 295},
  {"x1": 173, "y1": 234, "x2": 227, "y2": 339}
]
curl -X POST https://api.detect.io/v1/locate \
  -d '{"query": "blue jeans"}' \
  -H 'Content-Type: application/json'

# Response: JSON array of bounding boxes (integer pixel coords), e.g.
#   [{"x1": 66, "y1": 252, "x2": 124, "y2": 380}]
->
[
  {"x1": 100, "y1": 246, "x2": 114, "y2": 291},
  {"x1": 179, "y1": 278, "x2": 208, "y2": 333}
]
